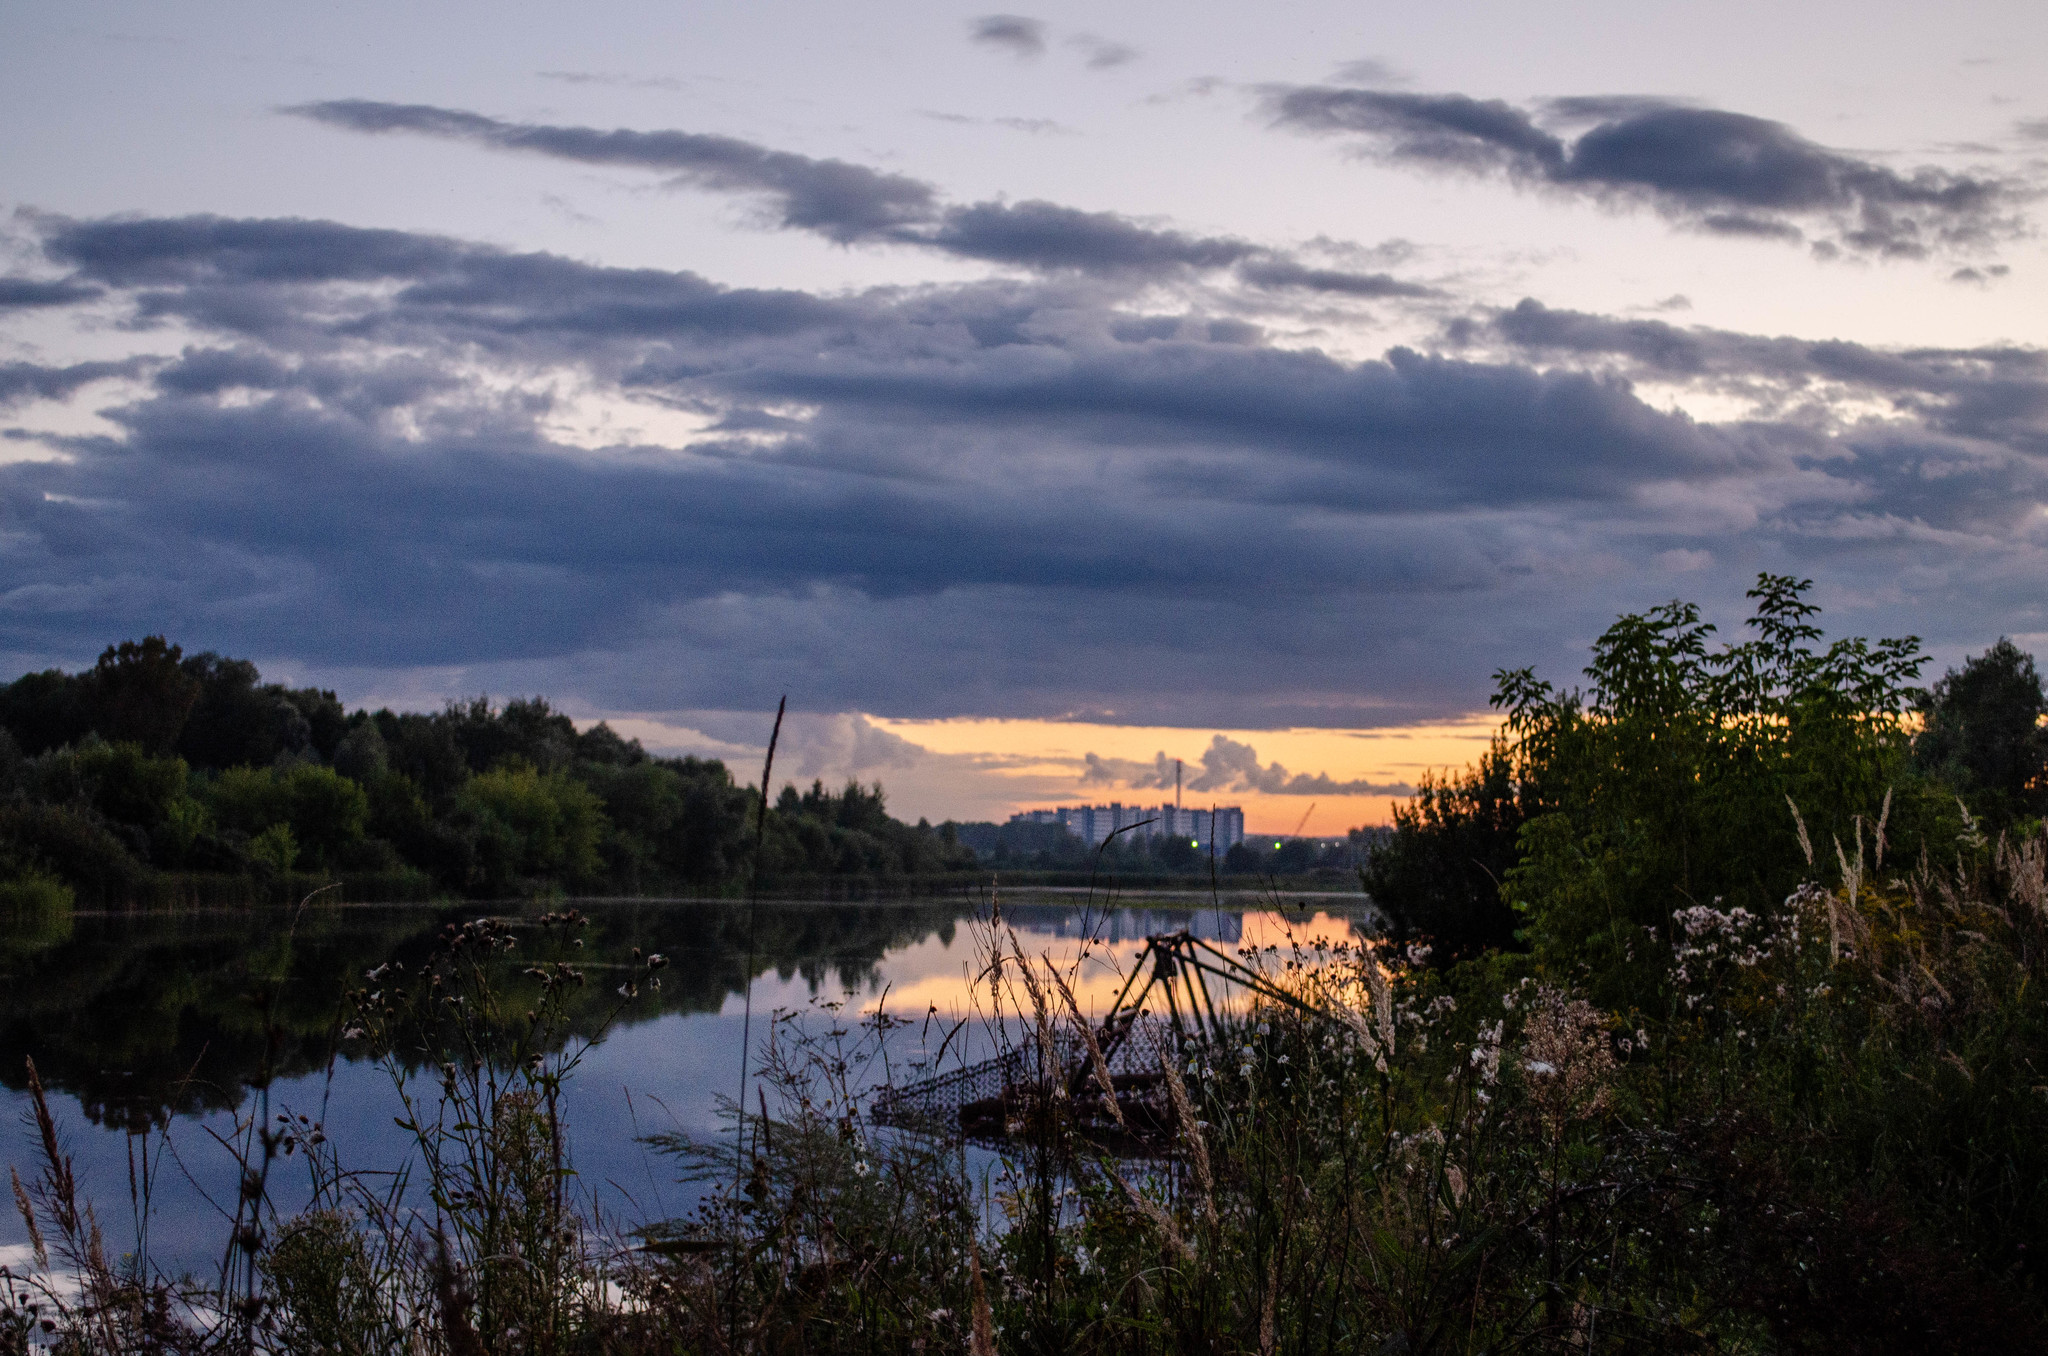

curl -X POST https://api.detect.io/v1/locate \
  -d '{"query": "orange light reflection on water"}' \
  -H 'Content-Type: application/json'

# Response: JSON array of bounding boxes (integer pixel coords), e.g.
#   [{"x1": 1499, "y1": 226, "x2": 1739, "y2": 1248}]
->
[{"x1": 727, "y1": 909, "x2": 1367, "y2": 1021}]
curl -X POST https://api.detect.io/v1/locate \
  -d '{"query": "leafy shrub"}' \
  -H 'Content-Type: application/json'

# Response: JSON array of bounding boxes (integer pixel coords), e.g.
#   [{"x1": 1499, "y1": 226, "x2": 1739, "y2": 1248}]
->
[
  {"x1": 0, "y1": 802, "x2": 143, "y2": 904},
  {"x1": 207, "y1": 763, "x2": 369, "y2": 871},
  {"x1": 248, "y1": 822, "x2": 299, "y2": 873},
  {"x1": 457, "y1": 760, "x2": 607, "y2": 894}
]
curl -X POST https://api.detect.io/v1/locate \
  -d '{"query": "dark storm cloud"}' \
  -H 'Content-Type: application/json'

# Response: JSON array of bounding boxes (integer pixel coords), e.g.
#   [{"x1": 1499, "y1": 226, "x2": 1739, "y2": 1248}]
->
[
  {"x1": 1235, "y1": 258, "x2": 1436, "y2": 298},
  {"x1": 43, "y1": 211, "x2": 469, "y2": 286},
  {"x1": 970, "y1": 14, "x2": 1047, "y2": 57},
  {"x1": 285, "y1": 101, "x2": 1443, "y2": 295},
  {"x1": 0, "y1": 278, "x2": 101, "y2": 309},
  {"x1": 292, "y1": 100, "x2": 938, "y2": 243},
  {"x1": 712, "y1": 337, "x2": 1758, "y2": 514},
  {"x1": 0, "y1": 361, "x2": 1561, "y2": 677},
  {"x1": 0, "y1": 359, "x2": 139, "y2": 407},
  {"x1": 1475, "y1": 297, "x2": 2047, "y2": 408},
  {"x1": 1267, "y1": 88, "x2": 2022, "y2": 258},
  {"x1": 926, "y1": 200, "x2": 1253, "y2": 272},
  {"x1": 41, "y1": 214, "x2": 848, "y2": 354},
  {"x1": 1465, "y1": 298, "x2": 2048, "y2": 478},
  {"x1": 7, "y1": 211, "x2": 2048, "y2": 724}
]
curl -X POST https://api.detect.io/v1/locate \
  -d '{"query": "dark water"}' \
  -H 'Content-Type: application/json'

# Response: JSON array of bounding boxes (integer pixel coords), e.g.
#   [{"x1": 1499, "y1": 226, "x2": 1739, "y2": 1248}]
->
[{"x1": 0, "y1": 892, "x2": 1367, "y2": 1277}]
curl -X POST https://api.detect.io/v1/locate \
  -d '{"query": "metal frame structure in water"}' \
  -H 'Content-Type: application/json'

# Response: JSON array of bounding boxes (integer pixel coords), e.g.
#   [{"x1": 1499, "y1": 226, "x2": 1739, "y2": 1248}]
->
[{"x1": 869, "y1": 929, "x2": 1322, "y2": 1147}]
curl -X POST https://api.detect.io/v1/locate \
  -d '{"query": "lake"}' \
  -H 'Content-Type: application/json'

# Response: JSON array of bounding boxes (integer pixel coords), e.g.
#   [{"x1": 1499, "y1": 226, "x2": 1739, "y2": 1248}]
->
[{"x1": 0, "y1": 889, "x2": 1370, "y2": 1278}]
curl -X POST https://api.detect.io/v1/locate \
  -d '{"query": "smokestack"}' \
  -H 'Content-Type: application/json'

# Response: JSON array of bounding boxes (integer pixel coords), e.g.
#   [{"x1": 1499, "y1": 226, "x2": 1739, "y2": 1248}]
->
[{"x1": 1175, "y1": 758, "x2": 1182, "y2": 810}]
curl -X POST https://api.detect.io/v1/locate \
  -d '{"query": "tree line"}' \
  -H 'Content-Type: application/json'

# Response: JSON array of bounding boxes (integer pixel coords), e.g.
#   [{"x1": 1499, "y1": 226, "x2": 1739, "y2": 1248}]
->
[{"x1": 0, "y1": 637, "x2": 975, "y2": 904}]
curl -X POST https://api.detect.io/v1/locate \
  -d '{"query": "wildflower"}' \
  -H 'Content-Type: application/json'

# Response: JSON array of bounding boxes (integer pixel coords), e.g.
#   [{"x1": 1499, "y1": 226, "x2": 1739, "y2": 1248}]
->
[{"x1": 1519, "y1": 986, "x2": 1617, "y2": 1133}]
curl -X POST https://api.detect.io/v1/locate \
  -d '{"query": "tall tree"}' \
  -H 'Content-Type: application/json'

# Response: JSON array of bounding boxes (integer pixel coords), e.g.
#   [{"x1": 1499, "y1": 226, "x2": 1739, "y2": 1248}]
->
[
  {"x1": 89, "y1": 637, "x2": 200, "y2": 755},
  {"x1": 1914, "y1": 637, "x2": 2048, "y2": 825},
  {"x1": 1361, "y1": 741, "x2": 1529, "y2": 963}
]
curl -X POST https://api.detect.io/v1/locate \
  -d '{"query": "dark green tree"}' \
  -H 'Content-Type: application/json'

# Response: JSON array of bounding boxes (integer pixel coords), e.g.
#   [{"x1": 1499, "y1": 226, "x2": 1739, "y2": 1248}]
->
[
  {"x1": 0, "y1": 668, "x2": 91, "y2": 756},
  {"x1": 88, "y1": 637, "x2": 199, "y2": 755},
  {"x1": 175, "y1": 652, "x2": 340, "y2": 769},
  {"x1": 1360, "y1": 741, "x2": 1529, "y2": 963},
  {"x1": 1914, "y1": 637, "x2": 2048, "y2": 826}
]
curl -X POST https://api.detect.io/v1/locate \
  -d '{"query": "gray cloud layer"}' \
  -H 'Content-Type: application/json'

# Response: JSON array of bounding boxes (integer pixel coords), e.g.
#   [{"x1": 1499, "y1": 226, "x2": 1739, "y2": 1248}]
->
[
  {"x1": 3, "y1": 207, "x2": 2046, "y2": 725},
  {"x1": 288, "y1": 101, "x2": 1432, "y2": 298},
  {"x1": 1267, "y1": 88, "x2": 2024, "y2": 259},
  {"x1": 293, "y1": 100, "x2": 937, "y2": 243}
]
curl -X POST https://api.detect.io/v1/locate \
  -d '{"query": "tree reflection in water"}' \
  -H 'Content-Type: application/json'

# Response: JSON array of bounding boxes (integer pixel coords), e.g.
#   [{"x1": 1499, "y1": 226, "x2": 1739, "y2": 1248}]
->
[{"x1": 0, "y1": 897, "x2": 977, "y2": 1130}]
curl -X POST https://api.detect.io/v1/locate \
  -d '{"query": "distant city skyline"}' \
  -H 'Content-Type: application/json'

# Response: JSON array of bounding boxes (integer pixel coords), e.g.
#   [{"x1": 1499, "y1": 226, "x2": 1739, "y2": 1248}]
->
[{"x1": 1011, "y1": 803, "x2": 1248, "y2": 851}]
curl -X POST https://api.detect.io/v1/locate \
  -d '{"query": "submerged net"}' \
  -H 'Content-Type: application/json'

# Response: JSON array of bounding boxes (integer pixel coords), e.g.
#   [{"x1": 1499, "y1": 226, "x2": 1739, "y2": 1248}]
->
[{"x1": 870, "y1": 1017, "x2": 1178, "y2": 1135}]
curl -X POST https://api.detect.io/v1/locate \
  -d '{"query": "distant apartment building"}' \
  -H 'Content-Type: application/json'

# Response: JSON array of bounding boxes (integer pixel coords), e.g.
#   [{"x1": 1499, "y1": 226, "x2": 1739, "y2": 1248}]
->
[{"x1": 1009, "y1": 802, "x2": 1245, "y2": 851}]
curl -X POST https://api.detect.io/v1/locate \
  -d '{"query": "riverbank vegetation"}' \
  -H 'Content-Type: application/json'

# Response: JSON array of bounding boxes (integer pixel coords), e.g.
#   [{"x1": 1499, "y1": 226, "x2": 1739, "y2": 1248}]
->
[
  {"x1": 10, "y1": 574, "x2": 2048, "y2": 1351},
  {"x1": 0, "y1": 640, "x2": 977, "y2": 905}
]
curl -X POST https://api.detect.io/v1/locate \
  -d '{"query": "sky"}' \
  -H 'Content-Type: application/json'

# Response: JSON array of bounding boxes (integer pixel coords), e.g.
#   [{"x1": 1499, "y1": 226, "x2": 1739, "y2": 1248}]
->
[{"x1": 3, "y1": 1, "x2": 2047, "y2": 830}]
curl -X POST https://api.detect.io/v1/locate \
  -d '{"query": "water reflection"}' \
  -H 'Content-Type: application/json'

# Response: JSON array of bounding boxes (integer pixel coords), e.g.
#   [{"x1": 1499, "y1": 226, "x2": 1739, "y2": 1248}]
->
[
  {"x1": 0, "y1": 893, "x2": 1368, "y2": 1273},
  {"x1": 812, "y1": 904, "x2": 1363, "y2": 1026},
  {"x1": 0, "y1": 898, "x2": 971, "y2": 1129}
]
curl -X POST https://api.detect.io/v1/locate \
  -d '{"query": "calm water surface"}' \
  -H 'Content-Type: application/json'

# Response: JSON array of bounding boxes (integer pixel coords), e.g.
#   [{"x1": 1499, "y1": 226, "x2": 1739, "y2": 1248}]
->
[{"x1": 0, "y1": 892, "x2": 1367, "y2": 1276}]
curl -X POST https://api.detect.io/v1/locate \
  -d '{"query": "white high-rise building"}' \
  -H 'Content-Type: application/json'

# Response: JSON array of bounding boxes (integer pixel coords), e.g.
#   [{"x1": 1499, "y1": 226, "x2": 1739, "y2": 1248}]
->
[{"x1": 1011, "y1": 803, "x2": 1245, "y2": 851}]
